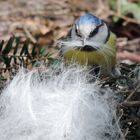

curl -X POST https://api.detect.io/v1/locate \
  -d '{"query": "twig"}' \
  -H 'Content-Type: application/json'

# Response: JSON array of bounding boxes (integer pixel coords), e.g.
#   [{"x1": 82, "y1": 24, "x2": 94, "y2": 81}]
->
[
  {"x1": 117, "y1": 38, "x2": 140, "y2": 50},
  {"x1": 117, "y1": 51, "x2": 140, "y2": 63},
  {"x1": 110, "y1": 11, "x2": 140, "y2": 24},
  {"x1": 124, "y1": 128, "x2": 129, "y2": 137},
  {"x1": 125, "y1": 85, "x2": 140, "y2": 102},
  {"x1": 123, "y1": 117, "x2": 140, "y2": 123},
  {"x1": 122, "y1": 101, "x2": 140, "y2": 107},
  {"x1": 113, "y1": 110, "x2": 126, "y2": 140},
  {"x1": 117, "y1": 0, "x2": 121, "y2": 15},
  {"x1": 23, "y1": 27, "x2": 37, "y2": 43}
]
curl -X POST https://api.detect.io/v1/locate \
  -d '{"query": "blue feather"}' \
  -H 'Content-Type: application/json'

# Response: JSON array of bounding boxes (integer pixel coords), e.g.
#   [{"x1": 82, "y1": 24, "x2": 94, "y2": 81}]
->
[{"x1": 78, "y1": 13, "x2": 102, "y2": 27}]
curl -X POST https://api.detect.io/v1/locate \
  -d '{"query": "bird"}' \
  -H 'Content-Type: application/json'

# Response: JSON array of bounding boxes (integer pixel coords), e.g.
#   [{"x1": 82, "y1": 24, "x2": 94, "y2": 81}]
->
[{"x1": 58, "y1": 13, "x2": 119, "y2": 77}]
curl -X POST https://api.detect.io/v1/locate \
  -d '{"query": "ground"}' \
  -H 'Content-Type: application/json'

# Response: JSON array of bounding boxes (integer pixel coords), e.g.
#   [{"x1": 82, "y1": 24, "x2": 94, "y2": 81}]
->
[{"x1": 0, "y1": 0, "x2": 140, "y2": 139}]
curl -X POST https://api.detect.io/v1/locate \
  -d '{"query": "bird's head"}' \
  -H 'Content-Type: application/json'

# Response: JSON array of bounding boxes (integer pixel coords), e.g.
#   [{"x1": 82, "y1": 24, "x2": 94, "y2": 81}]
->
[
  {"x1": 71, "y1": 13, "x2": 109, "y2": 51},
  {"x1": 58, "y1": 13, "x2": 110, "y2": 52},
  {"x1": 75, "y1": 14, "x2": 103, "y2": 39}
]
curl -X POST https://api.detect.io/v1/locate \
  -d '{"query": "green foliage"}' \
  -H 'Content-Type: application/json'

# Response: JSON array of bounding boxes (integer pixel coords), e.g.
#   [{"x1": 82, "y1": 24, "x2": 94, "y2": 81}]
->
[
  {"x1": 109, "y1": 0, "x2": 140, "y2": 22},
  {"x1": 0, "y1": 36, "x2": 58, "y2": 77},
  {"x1": 0, "y1": 36, "x2": 61, "y2": 89},
  {"x1": 0, "y1": 36, "x2": 56, "y2": 69},
  {"x1": 0, "y1": 75, "x2": 6, "y2": 90},
  {"x1": 109, "y1": 0, "x2": 117, "y2": 10},
  {"x1": 121, "y1": 0, "x2": 140, "y2": 21},
  {"x1": 0, "y1": 36, "x2": 35, "y2": 68}
]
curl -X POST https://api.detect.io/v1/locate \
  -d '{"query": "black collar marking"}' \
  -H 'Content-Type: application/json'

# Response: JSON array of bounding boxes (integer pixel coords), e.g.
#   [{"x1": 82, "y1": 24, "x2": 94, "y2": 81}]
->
[
  {"x1": 77, "y1": 45, "x2": 97, "y2": 52},
  {"x1": 104, "y1": 22, "x2": 110, "y2": 43}
]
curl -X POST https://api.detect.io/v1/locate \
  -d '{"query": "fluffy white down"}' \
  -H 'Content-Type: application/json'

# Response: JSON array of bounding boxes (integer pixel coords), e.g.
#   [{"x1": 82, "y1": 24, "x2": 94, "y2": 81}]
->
[{"x1": 0, "y1": 65, "x2": 119, "y2": 140}]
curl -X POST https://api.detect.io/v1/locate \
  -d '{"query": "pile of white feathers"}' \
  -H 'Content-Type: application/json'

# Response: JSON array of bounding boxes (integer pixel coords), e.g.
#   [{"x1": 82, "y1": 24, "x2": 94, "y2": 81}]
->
[{"x1": 0, "y1": 64, "x2": 121, "y2": 140}]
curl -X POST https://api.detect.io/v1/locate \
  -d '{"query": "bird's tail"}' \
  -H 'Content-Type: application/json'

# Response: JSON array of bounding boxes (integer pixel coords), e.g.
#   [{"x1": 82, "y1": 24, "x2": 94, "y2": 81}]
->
[{"x1": 0, "y1": 64, "x2": 120, "y2": 140}]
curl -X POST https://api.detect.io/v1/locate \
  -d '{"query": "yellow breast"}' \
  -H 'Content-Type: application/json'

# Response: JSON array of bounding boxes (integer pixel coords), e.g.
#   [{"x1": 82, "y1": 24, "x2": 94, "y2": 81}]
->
[{"x1": 63, "y1": 33, "x2": 117, "y2": 70}]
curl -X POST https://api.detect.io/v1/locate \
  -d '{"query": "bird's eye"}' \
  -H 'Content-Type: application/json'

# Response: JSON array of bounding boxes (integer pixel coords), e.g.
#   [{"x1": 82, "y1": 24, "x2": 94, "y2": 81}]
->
[
  {"x1": 75, "y1": 26, "x2": 82, "y2": 37},
  {"x1": 89, "y1": 27, "x2": 99, "y2": 38}
]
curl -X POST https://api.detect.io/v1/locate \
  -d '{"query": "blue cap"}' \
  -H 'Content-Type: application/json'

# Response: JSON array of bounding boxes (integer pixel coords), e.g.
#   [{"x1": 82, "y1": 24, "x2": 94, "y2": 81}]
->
[{"x1": 77, "y1": 13, "x2": 103, "y2": 27}]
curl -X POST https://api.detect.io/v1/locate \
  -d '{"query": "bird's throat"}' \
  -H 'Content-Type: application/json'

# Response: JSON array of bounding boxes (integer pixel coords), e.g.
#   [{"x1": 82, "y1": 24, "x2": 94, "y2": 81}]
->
[{"x1": 77, "y1": 45, "x2": 97, "y2": 52}]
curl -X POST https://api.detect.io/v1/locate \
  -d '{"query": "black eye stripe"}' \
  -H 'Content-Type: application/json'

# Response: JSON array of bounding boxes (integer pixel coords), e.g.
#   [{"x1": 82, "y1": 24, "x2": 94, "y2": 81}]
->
[
  {"x1": 75, "y1": 27, "x2": 78, "y2": 34},
  {"x1": 89, "y1": 21, "x2": 104, "y2": 38},
  {"x1": 89, "y1": 27, "x2": 99, "y2": 37},
  {"x1": 75, "y1": 26, "x2": 82, "y2": 37}
]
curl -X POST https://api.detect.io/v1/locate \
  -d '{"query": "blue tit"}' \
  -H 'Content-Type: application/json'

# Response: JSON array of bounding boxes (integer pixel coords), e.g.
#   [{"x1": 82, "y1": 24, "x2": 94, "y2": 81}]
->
[{"x1": 58, "y1": 13, "x2": 118, "y2": 76}]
